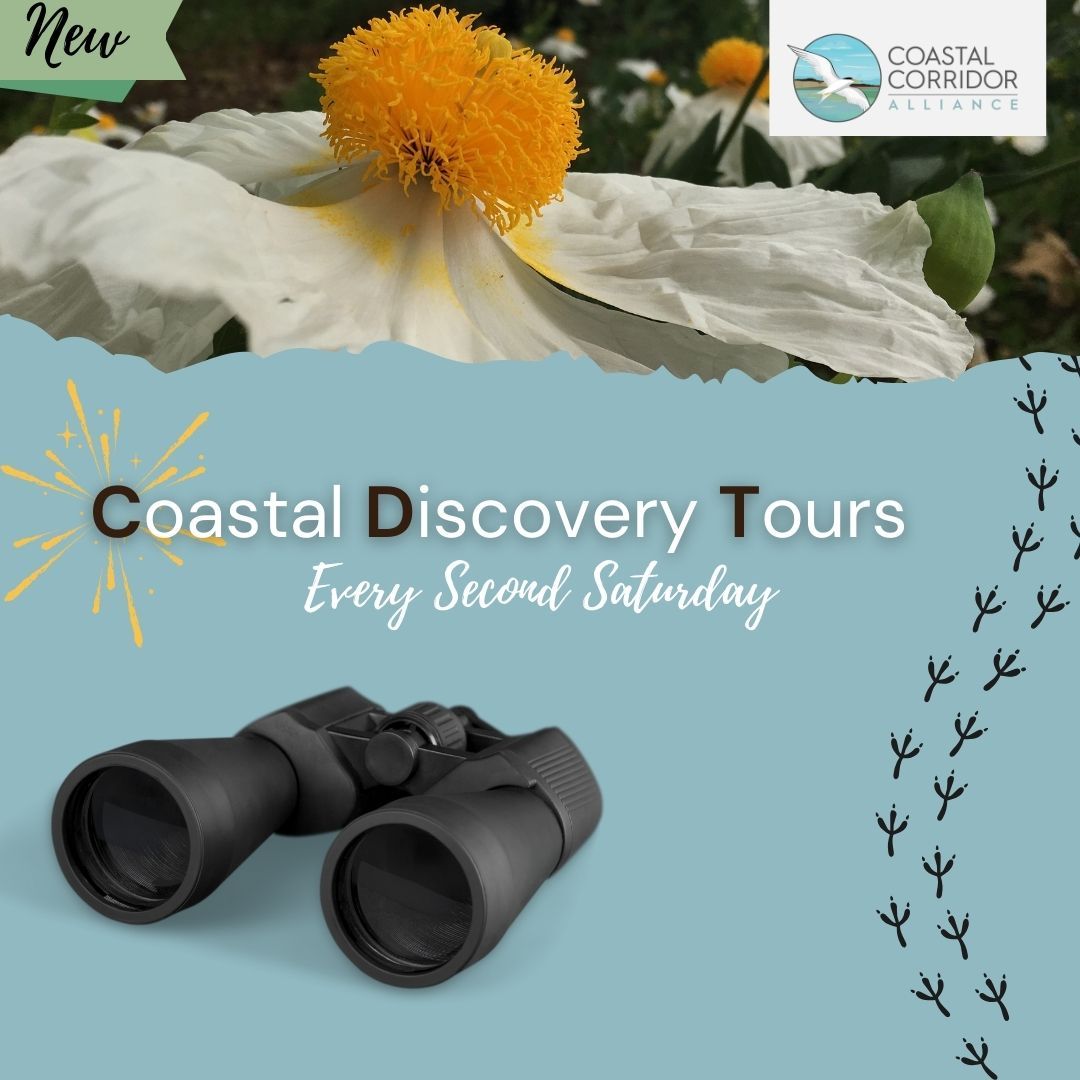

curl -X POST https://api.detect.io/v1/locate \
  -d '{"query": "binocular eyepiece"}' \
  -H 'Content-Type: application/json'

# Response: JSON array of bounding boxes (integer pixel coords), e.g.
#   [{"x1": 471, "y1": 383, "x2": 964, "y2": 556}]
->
[{"x1": 52, "y1": 688, "x2": 601, "y2": 987}]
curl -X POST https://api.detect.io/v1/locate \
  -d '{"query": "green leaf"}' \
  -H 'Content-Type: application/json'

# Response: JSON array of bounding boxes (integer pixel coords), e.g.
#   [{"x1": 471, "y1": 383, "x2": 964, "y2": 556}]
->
[
  {"x1": 916, "y1": 172, "x2": 996, "y2": 311},
  {"x1": 657, "y1": 111, "x2": 723, "y2": 185},
  {"x1": 983, "y1": 156, "x2": 1080, "y2": 196},
  {"x1": 741, "y1": 125, "x2": 791, "y2": 187},
  {"x1": 51, "y1": 113, "x2": 100, "y2": 132},
  {"x1": 47, "y1": 95, "x2": 78, "y2": 129}
]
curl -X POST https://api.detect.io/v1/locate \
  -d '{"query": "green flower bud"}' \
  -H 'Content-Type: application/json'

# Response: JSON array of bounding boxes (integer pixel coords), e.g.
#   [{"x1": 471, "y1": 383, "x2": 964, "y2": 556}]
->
[{"x1": 916, "y1": 172, "x2": 995, "y2": 312}]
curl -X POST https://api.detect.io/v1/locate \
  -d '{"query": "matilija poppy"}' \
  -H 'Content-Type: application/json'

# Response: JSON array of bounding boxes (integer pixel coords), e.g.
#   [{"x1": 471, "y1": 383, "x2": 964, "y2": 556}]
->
[
  {"x1": 643, "y1": 37, "x2": 845, "y2": 186},
  {"x1": 0, "y1": 7, "x2": 972, "y2": 381}
]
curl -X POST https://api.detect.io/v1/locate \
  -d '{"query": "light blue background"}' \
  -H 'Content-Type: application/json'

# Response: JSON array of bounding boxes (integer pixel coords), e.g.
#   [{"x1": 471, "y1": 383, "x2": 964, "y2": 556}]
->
[
  {"x1": 0, "y1": 317, "x2": 1075, "y2": 1078},
  {"x1": 795, "y1": 34, "x2": 882, "y2": 86}
]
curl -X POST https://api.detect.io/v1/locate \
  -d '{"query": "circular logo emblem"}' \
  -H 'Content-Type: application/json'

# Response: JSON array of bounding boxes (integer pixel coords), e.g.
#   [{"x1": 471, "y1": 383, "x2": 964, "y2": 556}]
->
[{"x1": 790, "y1": 34, "x2": 881, "y2": 122}]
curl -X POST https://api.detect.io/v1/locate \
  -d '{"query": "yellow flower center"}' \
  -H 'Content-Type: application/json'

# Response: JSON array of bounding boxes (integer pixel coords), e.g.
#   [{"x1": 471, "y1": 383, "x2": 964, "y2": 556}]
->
[
  {"x1": 555, "y1": 27, "x2": 576, "y2": 43},
  {"x1": 314, "y1": 6, "x2": 584, "y2": 234},
  {"x1": 96, "y1": 112, "x2": 118, "y2": 130},
  {"x1": 699, "y1": 38, "x2": 769, "y2": 99}
]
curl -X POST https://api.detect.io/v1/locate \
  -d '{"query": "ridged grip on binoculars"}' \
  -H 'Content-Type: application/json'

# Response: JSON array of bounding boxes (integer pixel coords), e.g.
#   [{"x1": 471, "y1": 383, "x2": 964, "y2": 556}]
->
[{"x1": 503, "y1": 728, "x2": 602, "y2": 868}]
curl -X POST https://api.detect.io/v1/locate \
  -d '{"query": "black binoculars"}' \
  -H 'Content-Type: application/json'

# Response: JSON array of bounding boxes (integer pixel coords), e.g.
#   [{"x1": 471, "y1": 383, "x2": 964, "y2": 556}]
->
[{"x1": 52, "y1": 688, "x2": 602, "y2": 987}]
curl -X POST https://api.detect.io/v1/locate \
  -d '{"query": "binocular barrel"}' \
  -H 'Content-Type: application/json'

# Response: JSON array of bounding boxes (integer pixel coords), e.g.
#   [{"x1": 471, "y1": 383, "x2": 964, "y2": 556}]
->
[{"x1": 52, "y1": 688, "x2": 601, "y2": 986}]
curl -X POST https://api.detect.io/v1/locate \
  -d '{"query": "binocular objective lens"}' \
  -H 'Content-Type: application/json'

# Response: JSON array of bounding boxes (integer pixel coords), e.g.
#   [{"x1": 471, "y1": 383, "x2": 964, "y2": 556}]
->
[
  {"x1": 67, "y1": 767, "x2": 191, "y2": 910},
  {"x1": 338, "y1": 824, "x2": 473, "y2": 972}
]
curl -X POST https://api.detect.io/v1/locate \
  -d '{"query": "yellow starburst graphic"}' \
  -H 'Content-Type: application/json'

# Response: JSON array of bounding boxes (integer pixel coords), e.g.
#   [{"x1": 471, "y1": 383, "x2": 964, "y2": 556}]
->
[{"x1": 2, "y1": 379, "x2": 223, "y2": 647}]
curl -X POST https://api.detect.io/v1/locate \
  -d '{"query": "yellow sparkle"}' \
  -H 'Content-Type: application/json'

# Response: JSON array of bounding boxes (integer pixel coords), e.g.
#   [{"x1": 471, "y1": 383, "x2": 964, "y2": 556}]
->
[
  {"x1": 67, "y1": 380, "x2": 101, "y2": 478},
  {"x1": 4, "y1": 534, "x2": 83, "y2": 602},
  {"x1": 4, "y1": 381, "x2": 218, "y2": 647}
]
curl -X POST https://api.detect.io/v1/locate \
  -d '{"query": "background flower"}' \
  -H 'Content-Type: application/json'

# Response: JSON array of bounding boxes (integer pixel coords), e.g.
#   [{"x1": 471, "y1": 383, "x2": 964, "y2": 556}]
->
[
  {"x1": 643, "y1": 37, "x2": 843, "y2": 186},
  {"x1": 537, "y1": 27, "x2": 588, "y2": 62}
]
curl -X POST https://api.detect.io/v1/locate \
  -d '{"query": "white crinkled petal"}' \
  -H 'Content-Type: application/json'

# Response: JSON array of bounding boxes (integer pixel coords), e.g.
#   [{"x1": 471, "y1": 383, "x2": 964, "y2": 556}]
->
[
  {"x1": 0, "y1": 136, "x2": 785, "y2": 380},
  {"x1": 505, "y1": 172, "x2": 974, "y2": 380},
  {"x1": 131, "y1": 109, "x2": 335, "y2": 187},
  {"x1": 1, "y1": 263, "x2": 228, "y2": 370},
  {"x1": 442, "y1": 207, "x2": 788, "y2": 380},
  {"x1": 644, "y1": 89, "x2": 843, "y2": 185},
  {"x1": 0, "y1": 137, "x2": 498, "y2": 365}
]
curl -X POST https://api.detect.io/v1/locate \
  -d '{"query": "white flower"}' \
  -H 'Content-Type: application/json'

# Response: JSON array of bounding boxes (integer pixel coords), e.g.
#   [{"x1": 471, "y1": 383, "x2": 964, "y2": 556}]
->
[
  {"x1": 645, "y1": 87, "x2": 844, "y2": 184},
  {"x1": 131, "y1": 100, "x2": 169, "y2": 128},
  {"x1": 537, "y1": 28, "x2": 587, "y2": 63},
  {"x1": 993, "y1": 134, "x2": 1049, "y2": 157},
  {"x1": 964, "y1": 284, "x2": 996, "y2": 316},
  {"x1": 0, "y1": 8, "x2": 971, "y2": 382},
  {"x1": 594, "y1": 59, "x2": 686, "y2": 123},
  {"x1": 617, "y1": 59, "x2": 664, "y2": 84},
  {"x1": 71, "y1": 108, "x2": 143, "y2": 147},
  {"x1": 646, "y1": 37, "x2": 844, "y2": 186}
]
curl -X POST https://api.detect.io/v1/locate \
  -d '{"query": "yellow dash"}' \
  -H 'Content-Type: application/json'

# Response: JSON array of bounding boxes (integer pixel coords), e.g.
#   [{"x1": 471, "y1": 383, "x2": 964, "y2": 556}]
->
[
  {"x1": 45, "y1": 449, "x2": 72, "y2": 475},
  {"x1": 155, "y1": 542, "x2": 183, "y2": 567},
  {"x1": 100, "y1": 433, "x2": 111, "y2": 480},
  {"x1": 118, "y1": 553, "x2": 144, "y2": 649},
  {"x1": 92, "y1": 573, "x2": 102, "y2": 614},
  {"x1": 112, "y1": 408, "x2": 121, "y2": 450},
  {"x1": 106, "y1": 542, "x2": 116, "y2": 591},
  {"x1": 1, "y1": 463, "x2": 79, "y2": 498},
  {"x1": 4, "y1": 534, "x2": 83, "y2": 602},
  {"x1": 53, "y1": 471, "x2": 88, "y2": 496},
  {"x1": 13, "y1": 531, "x2": 49, "y2": 549},
  {"x1": 142, "y1": 526, "x2": 171, "y2": 546},
  {"x1": 141, "y1": 466, "x2": 179, "y2": 493},
  {"x1": 168, "y1": 466, "x2": 206, "y2": 488},
  {"x1": 42, "y1": 524, "x2": 86, "y2": 551},
  {"x1": 180, "y1": 528, "x2": 226, "y2": 548},
  {"x1": 140, "y1": 411, "x2": 209, "y2": 486},
  {"x1": 66, "y1": 379, "x2": 101, "y2": 478}
]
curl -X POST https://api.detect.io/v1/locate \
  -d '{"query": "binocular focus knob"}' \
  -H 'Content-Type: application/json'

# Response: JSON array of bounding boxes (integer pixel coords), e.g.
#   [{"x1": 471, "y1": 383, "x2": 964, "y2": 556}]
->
[
  {"x1": 364, "y1": 729, "x2": 423, "y2": 787},
  {"x1": 364, "y1": 704, "x2": 469, "y2": 787}
]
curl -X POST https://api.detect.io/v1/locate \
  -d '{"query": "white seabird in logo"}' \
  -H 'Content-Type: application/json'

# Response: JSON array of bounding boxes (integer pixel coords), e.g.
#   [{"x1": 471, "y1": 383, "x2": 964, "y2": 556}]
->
[{"x1": 789, "y1": 44, "x2": 872, "y2": 113}]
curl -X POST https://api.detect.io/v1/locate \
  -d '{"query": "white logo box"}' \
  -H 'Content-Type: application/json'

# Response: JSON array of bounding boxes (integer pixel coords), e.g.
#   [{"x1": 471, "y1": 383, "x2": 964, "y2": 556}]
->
[{"x1": 769, "y1": 0, "x2": 1046, "y2": 137}]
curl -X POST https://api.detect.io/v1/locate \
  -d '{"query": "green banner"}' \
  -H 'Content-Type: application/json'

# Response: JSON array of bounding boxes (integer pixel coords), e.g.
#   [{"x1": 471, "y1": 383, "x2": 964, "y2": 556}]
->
[{"x1": 0, "y1": 1, "x2": 183, "y2": 91}]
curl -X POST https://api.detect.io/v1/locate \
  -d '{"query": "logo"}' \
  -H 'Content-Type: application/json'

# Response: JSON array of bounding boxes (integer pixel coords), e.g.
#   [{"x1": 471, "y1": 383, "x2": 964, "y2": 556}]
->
[
  {"x1": 789, "y1": 34, "x2": 881, "y2": 122},
  {"x1": 769, "y1": 1, "x2": 1046, "y2": 137},
  {"x1": 2, "y1": 379, "x2": 220, "y2": 648}
]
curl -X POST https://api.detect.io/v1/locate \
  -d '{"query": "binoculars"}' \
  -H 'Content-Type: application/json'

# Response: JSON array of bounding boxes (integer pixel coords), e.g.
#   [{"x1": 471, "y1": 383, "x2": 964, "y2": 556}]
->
[{"x1": 51, "y1": 688, "x2": 601, "y2": 987}]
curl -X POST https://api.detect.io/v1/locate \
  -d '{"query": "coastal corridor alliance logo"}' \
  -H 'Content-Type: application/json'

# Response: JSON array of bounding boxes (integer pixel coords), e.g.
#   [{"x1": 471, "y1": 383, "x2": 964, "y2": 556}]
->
[
  {"x1": 789, "y1": 34, "x2": 881, "y2": 122},
  {"x1": 769, "y1": 0, "x2": 1046, "y2": 137}
]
